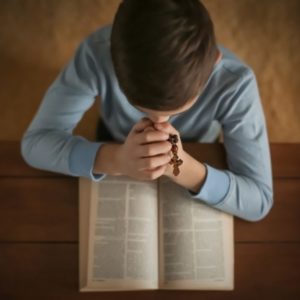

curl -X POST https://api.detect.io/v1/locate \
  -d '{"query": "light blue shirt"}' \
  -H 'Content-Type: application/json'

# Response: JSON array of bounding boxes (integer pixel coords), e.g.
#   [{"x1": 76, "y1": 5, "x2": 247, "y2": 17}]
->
[{"x1": 21, "y1": 24, "x2": 273, "y2": 222}]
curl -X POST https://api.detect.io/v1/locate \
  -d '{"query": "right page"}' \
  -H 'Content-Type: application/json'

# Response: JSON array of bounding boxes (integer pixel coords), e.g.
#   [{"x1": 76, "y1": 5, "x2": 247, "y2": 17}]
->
[{"x1": 158, "y1": 176, "x2": 234, "y2": 290}]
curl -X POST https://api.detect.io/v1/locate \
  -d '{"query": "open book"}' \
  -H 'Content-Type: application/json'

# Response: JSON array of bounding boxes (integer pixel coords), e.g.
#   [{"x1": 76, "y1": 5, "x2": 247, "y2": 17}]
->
[{"x1": 79, "y1": 175, "x2": 234, "y2": 291}]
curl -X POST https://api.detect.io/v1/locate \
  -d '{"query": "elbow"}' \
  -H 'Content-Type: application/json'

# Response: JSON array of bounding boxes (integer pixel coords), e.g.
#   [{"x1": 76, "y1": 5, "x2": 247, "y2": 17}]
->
[{"x1": 245, "y1": 184, "x2": 274, "y2": 222}]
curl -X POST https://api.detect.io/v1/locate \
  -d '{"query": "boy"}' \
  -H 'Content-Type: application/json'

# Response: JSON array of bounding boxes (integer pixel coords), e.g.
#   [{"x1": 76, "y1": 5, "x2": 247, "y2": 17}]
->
[{"x1": 21, "y1": 0, "x2": 273, "y2": 221}]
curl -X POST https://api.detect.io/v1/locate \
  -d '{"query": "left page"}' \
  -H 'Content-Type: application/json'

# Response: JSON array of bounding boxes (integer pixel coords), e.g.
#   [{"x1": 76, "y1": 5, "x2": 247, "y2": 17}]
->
[{"x1": 80, "y1": 175, "x2": 159, "y2": 291}]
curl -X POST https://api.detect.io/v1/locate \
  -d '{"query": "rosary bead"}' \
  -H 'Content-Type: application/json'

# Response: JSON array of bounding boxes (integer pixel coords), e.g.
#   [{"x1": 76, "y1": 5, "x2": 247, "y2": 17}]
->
[
  {"x1": 167, "y1": 134, "x2": 183, "y2": 176},
  {"x1": 171, "y1": 144, "x2": 178, "y2": 152}
]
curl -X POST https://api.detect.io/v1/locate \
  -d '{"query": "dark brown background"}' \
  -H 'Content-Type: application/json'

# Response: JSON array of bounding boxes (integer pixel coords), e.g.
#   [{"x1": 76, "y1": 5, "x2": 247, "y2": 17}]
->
[{"x1": 0, "y1": 0, "x2": 299, "y2": 142}]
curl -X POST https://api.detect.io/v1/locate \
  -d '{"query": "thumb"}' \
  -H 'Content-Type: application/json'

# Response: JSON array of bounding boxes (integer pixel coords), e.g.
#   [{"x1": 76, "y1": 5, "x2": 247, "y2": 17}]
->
[
  {"x1": 143, "y1": 126, "x2": 156, "y2": 133},
  {"x1": 132, "y1": 117, "x2": 153, "y2": 134}
]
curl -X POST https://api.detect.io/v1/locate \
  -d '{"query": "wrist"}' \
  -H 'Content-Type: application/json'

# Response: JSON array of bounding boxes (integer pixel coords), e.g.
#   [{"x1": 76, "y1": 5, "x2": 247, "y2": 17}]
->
[
  {"x1": 93, "y1": 143, "x2": 123, "y2": 176},
  {"x1": 167, "y1": 150, "x2": 207, "y2": 193}
]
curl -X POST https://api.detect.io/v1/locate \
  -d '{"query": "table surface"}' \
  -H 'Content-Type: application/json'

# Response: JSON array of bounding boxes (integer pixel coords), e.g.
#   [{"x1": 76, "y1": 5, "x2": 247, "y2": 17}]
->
[{"x1": 0, "y1": 141, "x2": 299, "y2": 300}]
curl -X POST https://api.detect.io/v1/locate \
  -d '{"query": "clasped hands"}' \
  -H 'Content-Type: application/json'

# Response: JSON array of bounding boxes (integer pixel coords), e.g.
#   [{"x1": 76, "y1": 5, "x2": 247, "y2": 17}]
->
[{"x1": 116, "y1": 117, "x2": 186, "y2": 181}]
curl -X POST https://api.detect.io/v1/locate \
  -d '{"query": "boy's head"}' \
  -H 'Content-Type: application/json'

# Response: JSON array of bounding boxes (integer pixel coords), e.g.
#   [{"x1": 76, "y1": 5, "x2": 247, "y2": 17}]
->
[{"x1": 111, "y1": 0, "x2": 218, "y2": 112}]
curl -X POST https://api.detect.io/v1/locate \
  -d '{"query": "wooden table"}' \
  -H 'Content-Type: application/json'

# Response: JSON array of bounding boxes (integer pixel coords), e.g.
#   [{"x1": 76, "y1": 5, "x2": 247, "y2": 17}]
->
[{"x1": 0, "y1": 141, "x2": 299, "y2": 299}]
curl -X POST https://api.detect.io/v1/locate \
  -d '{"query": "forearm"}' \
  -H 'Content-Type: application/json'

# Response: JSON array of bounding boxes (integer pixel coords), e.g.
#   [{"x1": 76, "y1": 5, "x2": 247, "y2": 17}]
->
[
  {"x1": 93, "y1": 143, "x2": 123, "y2": 176},
  {"x1": 166, "y1": 150, "x2": 273, "y2": 221},
  {"x1": 21, "y1": 129, "x2": 99, "y2": 178},
  {"x1": 169, "y1": 149, "x2": 273, "y2": 222},
  {"x1": 212, "y1": 172, "x2": 273, "y2": 221}
]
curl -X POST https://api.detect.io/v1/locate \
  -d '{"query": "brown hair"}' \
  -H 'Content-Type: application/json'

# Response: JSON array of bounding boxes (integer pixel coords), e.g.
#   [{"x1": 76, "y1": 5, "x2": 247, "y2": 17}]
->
[{"x1": 110, "y1": 0, "x2": 218, "y2": 111}]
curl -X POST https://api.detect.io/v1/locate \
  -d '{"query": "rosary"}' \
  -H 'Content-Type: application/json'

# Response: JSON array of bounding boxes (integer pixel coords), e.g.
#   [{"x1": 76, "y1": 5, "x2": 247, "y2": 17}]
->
[{"x1": 167, "y1": 134, "x2": 183, "y2": 176}]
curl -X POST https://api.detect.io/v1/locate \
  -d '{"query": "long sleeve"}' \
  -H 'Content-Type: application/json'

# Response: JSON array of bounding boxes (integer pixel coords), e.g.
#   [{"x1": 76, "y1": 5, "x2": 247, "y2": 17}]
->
[
  {"x1": 21, "y1": 35, "x2": 106, "y2": 181},
  {"x1": 189, "y1": 69, "x2": 273, "y2": 222}
]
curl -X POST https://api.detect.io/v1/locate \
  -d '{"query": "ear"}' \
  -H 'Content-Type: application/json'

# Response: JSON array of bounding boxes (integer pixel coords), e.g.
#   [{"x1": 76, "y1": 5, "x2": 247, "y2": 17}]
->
[{"x1": 215, "y1": 49, "x2": 223, "y2": 65}]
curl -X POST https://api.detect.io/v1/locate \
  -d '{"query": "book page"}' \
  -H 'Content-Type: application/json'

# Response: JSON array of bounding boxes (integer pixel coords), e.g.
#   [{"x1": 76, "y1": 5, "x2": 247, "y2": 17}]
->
[
  {"x1": 85, "y1": 175, "x2": 158, "y2": 291},
  {"x1": 158, "y1": 176, "x2": 234, "y2": 290}
]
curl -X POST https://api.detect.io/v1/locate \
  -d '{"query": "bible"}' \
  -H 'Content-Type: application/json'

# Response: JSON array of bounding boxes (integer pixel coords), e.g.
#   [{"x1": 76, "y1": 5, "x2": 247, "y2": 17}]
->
[{"x1": 79, "y1": 175, "x2": 234, "y2": 291}]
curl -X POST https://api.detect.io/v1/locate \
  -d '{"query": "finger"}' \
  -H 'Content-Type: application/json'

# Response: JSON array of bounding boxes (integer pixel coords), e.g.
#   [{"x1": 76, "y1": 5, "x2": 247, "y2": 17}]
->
[
  {"x1": 132, "y1": 118, "x2": 153, "y2": 134},
  {"x1": 139, "y1": 153, "x2": 171, "y2": 171},
  {"x1": 139, "y1": 141, "x2": 172, "y2": 157},
  {"x1": 136, "y1": 129, "x2": 169, "y2": 145},
  {"x1": 143, "y1": 164, "x2": 168, "y2": 180}
]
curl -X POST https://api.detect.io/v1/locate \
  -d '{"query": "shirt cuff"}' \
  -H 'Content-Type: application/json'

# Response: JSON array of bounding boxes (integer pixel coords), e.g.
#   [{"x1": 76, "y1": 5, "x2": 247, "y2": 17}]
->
[
  {"x1": 188, "y1": 163, "x2": 231, "y2": 205},
  {"x1": 69, "y1": 137, "x2": 107, "y2": 181}
]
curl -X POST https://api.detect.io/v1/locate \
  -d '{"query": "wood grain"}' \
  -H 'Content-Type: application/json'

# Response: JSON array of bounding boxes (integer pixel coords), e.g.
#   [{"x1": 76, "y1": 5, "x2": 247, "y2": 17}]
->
[
  {"x1": 0, "y1": 141, "x2": 67, "y2": 177},
  {"x1": 235, "y1": 179, "x2": 300, "y2": 242},
  {"x1": 0, "y1": 142, "x2": 299, "y2": 298},
  {"x1": 0, "y1": 178, "x2": 78, "y2": 241},
  {"x1": 1, "y1": 178, "x2": 299, "y2": 242},
  {"x1": 0, "y1": 243, "x2": 299, "y2": 299}
]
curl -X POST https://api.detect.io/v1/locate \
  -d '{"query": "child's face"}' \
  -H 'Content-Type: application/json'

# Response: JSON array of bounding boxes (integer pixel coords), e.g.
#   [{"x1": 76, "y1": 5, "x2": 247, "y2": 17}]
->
[{"x1": 135, "y1": 94, "x2": 199, "y2": 124}]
